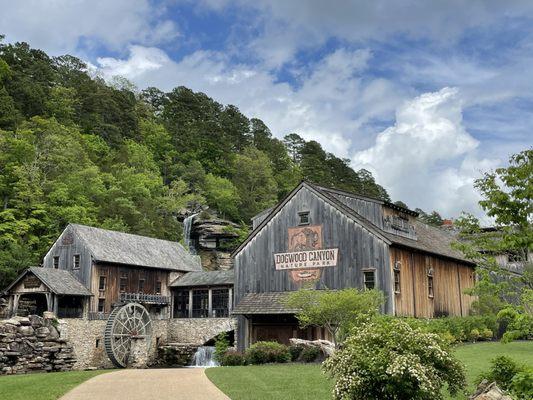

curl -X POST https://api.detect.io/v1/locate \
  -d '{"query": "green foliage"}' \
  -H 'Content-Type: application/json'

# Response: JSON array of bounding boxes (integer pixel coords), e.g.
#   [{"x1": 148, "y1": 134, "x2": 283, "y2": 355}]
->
[
  {"x1": 204, "y1": 173, "x2": 240, "y2": 220},
  {"x1": 511, "y1": 368, "x2": 533, "y2": 400},
  {"x1": 497, "y1": 306, "x2": 533, "y2": 342},
  {"x1": 286, "y1": 288, "x2": 384, "y2": 345},
  {"x1": 288, "y1": 344, "x2": 304, "y2": 361},
  {"x1": 244, "y1": 341, "x2": 291, "y2": 365},
  {"x1": 220, "y1": 350, "x2": 246, "y2": 366},
  {"x1": 323, "y1": 319, "x2": 467, "y2": 400},
  {"x1": 214, "y1": 332, "x2": 230, "y2": 363},
  {"x1": 478, "y1": 356, "x2": 523, "y2": 391},
  {"x1": 300, "y1": 347, "x2": 320, "y2": 363}
]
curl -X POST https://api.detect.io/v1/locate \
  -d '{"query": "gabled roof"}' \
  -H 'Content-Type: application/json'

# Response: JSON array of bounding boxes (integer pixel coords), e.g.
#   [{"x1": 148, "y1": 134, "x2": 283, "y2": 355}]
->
[
  {"x1": 233, "y1": 181, "x2": 472, "y2": 264},
  {"x1": 69, "y1": 224, "x2": 202, "y2": 272},
  {"x1": 4, "y1": 267, "x2": 92, "y2": 296},
  {"x1": 170, "y1": 270, "x2": 234, "y2": 287},
  {"x1": 232, "y1": 292, "x2": 298, "y2": 315}
]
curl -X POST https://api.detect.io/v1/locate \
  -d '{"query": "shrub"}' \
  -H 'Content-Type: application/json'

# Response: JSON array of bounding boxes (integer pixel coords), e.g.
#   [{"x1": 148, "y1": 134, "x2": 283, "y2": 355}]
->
[
  {"x1": 220, "y1": 350, "x2": 245, "y2": 366},
  {"x1": 300, "y1": 346, "x2": 320, "y2": 363},
  {"x1": 214, "y1": 332, "x2": 230, "y2": 363},
  {"x1": 478, "y1": 356, "x2": 522, "y2": 391},
  {"x1": 511, "y1": 368, "x2": 533, "y2": 400},
  {"x1": 323, "y1": 319, "x2": 466, "y2": 400},
  {"x1": 288, "y1": 345, "x2": 304, "y2": 361},
  {"x1": 481, "y1": 328, "x2": 493, "y2": 341},
  {"x1": 498, "y1": 307, "x2": 533, "y2": 343},
  {"x1": 245, "y1": 341, "x2": 291, "y2": 364}
]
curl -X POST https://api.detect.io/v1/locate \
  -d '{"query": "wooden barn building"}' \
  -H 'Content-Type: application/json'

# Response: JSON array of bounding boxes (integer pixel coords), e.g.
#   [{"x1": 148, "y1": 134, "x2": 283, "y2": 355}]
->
[{"x1": 232, "y1": 181, "x2": 476, "y2": 349}]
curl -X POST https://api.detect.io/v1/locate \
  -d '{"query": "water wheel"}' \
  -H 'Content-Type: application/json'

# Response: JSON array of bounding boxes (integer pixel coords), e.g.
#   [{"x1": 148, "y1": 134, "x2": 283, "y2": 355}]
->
[{"x1": 104, "y1": 302, "x2": 153, "y2": 368}]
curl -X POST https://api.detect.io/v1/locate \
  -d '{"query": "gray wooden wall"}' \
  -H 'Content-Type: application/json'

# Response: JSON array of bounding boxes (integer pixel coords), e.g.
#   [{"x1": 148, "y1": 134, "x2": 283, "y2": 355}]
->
[
  {"x1": 234, "y1": 186, "x2": 392, "y2": 309},
  {"x1": 42, "y1": 225, "x2": 93, "y2": 287}
]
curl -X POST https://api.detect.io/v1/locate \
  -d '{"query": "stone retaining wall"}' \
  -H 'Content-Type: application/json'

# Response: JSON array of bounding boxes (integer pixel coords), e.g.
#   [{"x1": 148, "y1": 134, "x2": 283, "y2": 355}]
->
[
  {"x1": 167, "y1": 318, "x2": 237, "y2": 344},
  {"x1": 0, "y1": 316, "x2": 75, "y2": 375}
]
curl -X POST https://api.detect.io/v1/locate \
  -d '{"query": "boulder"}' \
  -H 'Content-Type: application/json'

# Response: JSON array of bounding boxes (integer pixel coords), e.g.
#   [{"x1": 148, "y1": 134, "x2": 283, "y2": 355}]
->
[
  {"x1": 288, "y1": 338, "x2": 335, "y2": 357},
  {"x1": 469, "y1": 380, "x2": 513, "y2": 400}
]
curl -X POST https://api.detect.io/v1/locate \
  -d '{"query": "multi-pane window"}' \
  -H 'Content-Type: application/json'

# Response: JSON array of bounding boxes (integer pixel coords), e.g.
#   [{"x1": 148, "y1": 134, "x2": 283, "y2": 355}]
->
[
  {"x1": 298, "y1": 211, "x2": 310, "y2": 225},
  {"x1": 212, "y1": 288, "x2": 230, "y2": 317},
  {"x1": 427, "y1": 268, "x2": 434, "y2": 298},
  {"x1": 174, "y1": 290, "x2": 189, "y2": 318},
  {"x1": 155, "y1": 281, "x2": 162, "y2": 295},
  {"x1": 192, "y1": 289, "x2": 209, "y2": 318},
  {"x1": 393, "y1": 262, "x2": 401, "y2": 293},
  {"x1": 98, "y1": 299, "x2": 105, "y2": 313},
  {"x1": 363, "y1": 270, "x2": 376, "y2": 290},
  {"x1": 99, "y1": 276, "x2": 106, "y2": 291},
  {"x1": 119, "y1": 272, "x2": 128, "y2": 293},
  {"x1": 53, "y1": 256, "x2": 60, "y2": 269},
  {"x1": 73, "y1": 254, "x2": 80, "y2": 269}
]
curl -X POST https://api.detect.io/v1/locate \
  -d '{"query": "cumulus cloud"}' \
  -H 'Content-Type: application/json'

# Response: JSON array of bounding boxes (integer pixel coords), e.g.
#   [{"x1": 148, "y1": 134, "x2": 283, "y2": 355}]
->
[
  {"x1": 96, "y1": 45, "x2": 407, "y2": 158},
  {"x1": 0, "y1": 0, "x2": 179, "y2": 55},
  {"x1": 352, "y1": 87, "x2": 498, "y2": 217}
]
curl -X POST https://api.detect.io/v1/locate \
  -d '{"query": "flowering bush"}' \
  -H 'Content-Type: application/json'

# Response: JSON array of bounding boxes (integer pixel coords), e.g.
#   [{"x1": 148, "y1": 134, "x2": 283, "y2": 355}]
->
[{"x1": 323, "y1": 319, "x2": 466, "y2": 400}]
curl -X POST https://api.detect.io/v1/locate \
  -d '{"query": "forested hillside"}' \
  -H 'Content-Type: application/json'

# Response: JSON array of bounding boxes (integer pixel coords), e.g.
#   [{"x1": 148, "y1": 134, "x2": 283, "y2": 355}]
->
[{"x1": 0, "y1": 38, "x2": 389, "y2": 286}]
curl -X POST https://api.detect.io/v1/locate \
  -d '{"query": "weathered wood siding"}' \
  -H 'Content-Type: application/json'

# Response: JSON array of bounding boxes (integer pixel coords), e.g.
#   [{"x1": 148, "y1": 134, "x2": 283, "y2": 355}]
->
[
  {"x1": 326, "y1": 192, "x2": 384, "y2": 228},
  {"x1": 390, "y1": 247, "x2": 475, "y2": 317},
  {"x1": 90, "y1": 264, "x2": 171, "y2": 313},
  {"x1": 42, "y1": 225, "x2": 93, "y2": 287}
]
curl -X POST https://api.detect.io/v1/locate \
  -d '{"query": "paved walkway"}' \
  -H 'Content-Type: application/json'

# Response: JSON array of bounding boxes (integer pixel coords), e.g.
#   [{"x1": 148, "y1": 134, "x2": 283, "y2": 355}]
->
[{"x1": 60, "y1": 368, "x2": 230, "y2": 400}]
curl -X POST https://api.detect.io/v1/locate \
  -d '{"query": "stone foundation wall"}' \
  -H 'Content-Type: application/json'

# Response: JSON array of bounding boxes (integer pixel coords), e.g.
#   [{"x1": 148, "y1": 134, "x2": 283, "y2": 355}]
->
[
  {"x1": 167, "y1": 318, "x2": 237, "y2": 344},
  {"x1": 0, "y1": 316, "x2": 75, "y2": 375}
]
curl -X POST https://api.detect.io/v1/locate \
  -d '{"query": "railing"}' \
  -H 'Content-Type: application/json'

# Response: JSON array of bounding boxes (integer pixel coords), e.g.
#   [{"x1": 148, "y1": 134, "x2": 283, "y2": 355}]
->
[{"x1": 119, "y1": 292, "x2": 170, "y2": 305}]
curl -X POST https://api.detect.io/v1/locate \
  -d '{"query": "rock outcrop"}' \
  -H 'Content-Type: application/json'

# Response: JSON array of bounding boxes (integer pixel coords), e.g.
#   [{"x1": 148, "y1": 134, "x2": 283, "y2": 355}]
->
[
  {"x1": 469, "y1": 380, "x2": 513, "y2": 400},
  {"x1": 289, "y1": 338, "x2": 335, "y2": 359},
  {"x1": 0, "y1": 315, "x2": 76, "y2": 375}
]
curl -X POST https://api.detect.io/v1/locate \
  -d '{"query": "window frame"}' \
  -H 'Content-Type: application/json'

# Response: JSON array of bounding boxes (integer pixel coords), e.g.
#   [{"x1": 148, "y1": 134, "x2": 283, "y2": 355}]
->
[
  {"x1": 155, "y1": 281, "x2": 162, "y2": 295},
  {"x1": 192, "y1": 289, "x2": 209, "y2": 318},
  {"x1": 98, "y1": 276, "x2": 107, "y2": 291},
  {"x1": 72, "y1": 254, "x2": 80, "y2": 269},
  {"x1": 138, "y1": 278, "x2": 145, "y2": 293},
  {"x1": 119, "y1": 271, "x2": 128, "y2": 293},
  {"x1": 53, "y1": 256, "x2": 60, "y2": 269},
  {"x1": 298, "y1": 211, "x2": 310, "y2": 226},
  {"x1": 427, "y1": 267, "x2": 434, "y2": 298},
  {"x1": 363, "y1": 269, "x2": 376, "y2": 290},
  {"x1": 97, "y1": 298, "x2": 105, "y2": 313},
  {"x1": 393, "y1": 261, "x2": 401, "y2": 294}
]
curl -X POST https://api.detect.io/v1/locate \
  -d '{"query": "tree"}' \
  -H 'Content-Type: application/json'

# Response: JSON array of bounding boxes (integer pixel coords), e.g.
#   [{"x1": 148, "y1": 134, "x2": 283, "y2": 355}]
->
[
  {"x1": 454, "y1": 149, "x2": 532, "y2": 318},
  {"x1": 232, "y1": 147, "x2": 278, "y2": 221},
  {"x1": 323, "y1": 319, "x2": 466, "y2": 400},
  {"x1": 283, "y1": 133, "x2": 305, "y2": 163},
  {"x1": 203, "y1": 173, "x2": 240, "y2": 221},
  {"x1": 285, "y1": 288, "x2": 384, "y2": 346}
]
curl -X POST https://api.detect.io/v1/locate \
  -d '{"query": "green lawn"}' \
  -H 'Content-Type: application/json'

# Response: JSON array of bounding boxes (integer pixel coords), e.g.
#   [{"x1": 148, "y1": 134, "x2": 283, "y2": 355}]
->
[
  {"x1": 206, "y1": 341, "x2": 533, "y2": 400},
  {"x1": 0, "y1": 370, "x2": 109, "y2": 400}
]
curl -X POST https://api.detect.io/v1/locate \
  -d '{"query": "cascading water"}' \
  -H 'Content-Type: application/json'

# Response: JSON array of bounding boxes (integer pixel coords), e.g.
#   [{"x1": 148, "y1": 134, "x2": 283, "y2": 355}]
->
[
  {"x1": 191, "y1": 346, "x2": 218, "y2": 367},
  {"x1": 183, "y1": 213, "x2": 198, "y2": 254}
]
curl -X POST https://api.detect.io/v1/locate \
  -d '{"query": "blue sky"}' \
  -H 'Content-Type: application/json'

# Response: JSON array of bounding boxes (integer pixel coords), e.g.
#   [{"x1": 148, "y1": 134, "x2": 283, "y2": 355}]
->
[{"x1": 1, "y1": 0, "x2": 532, "y2": 219}]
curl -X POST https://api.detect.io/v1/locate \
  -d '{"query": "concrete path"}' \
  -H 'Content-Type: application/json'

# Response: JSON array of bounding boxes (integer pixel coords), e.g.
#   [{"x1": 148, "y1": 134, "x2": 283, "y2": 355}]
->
[{"x1": 60, "y1": 368, "x2": 230, "y2": 400}]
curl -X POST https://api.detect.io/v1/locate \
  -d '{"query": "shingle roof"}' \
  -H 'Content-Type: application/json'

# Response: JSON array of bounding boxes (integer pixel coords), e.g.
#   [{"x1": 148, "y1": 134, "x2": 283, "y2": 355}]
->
[
  {"x1": 70, "y1": 224, "x2": 202, "y2": 272},
  {"x1": 170, "y1": 270, "x2": 234, "y2": 287},
  {"x1": 232, "y1": 292, "x2": 299, "y2": 315},
  {"x1": 4, "y1": 267, "x2": 92, "y2": 296}
]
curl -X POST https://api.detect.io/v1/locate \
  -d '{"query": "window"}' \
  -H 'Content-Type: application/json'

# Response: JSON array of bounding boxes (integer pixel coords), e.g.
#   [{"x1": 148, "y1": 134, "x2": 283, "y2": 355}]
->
[
  {"x1": 120, "y1": 272, "x2": 128, "y2": 293},
  {"x1": 363, "y1": 270, "x2": 376, "y2": 290},
  {"x1": 298, "y1": 211, "x2": 310, "y2": 225},
  {"x1": 99, "y1": 276, "x2": 106, "y2": 291},
  {"x1": 98, "y1": 299, "x2": 105, "y2": 313},
  {"x1": 53, "y1": 256, "x2": 60, "y2": 269},
  {"x1": 507, "y1": 252, "x2": 527, "y2": 263},
  {"x1": 393, "y1": 261, "x2": 401, "y2": 293},
  {"x1": 95, "y1": 339, "x2": 100, "y2": 348},
  {"x1": 192, "y1": 289, "x2": 209, "y2": 318},
  {"x1": 138, "y1": 279, "x2": 145, "y2": 293},
  {"x1": 173, "y1": 290, "x2": 189, "y2": 318},
  {"x1": 155, "y1": 281, "x2": 162, "y2": 295},
  {"x1": 427, "y1": 267, "x2": 434, "y2": 298},
  {"x1": 212, "y1": 288, "x2": 230, "y2": 317},
  {"x1": 73, "y1": 254, "x2": 80, "y2": 269}
]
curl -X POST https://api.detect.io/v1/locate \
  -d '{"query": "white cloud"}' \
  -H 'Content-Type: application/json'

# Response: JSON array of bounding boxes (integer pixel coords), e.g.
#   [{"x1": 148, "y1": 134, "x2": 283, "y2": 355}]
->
[
  {"x1": 96, "y1": 45, "x2": 407, "y2": 158},
  {"x1": 352, "y1": 87, "x2": 499, "y2": 217},
  {"x1": 0, "y1": 0, "x2": 179, "y2": 55}
]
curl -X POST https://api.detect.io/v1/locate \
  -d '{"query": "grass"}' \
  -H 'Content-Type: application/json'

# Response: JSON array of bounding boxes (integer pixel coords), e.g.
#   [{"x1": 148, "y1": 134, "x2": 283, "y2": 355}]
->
[
  {"x1": 206, "y1": 341, "x2": 533, "y2": 400},
  {"x1": 0, "y1": 370, "x2": 109, "y2": 400}
]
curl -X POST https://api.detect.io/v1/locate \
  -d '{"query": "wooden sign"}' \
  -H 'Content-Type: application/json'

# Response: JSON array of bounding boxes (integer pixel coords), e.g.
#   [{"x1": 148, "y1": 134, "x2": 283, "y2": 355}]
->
[
  {"x1": 23, "y1": 275, "x2": 41, "y2": 289},
  {"x1": 274, "y1": 249, "x2": 339, "y2": 270}
]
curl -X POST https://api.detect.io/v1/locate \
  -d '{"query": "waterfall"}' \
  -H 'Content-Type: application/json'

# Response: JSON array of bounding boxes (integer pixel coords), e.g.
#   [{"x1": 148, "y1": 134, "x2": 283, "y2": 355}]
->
[
  {"x1": 191, "y1": 346, "x2": 218, "y2": 367},
  {"x1": 183, "y1": 213, "x2": 198, "y2": 254}
]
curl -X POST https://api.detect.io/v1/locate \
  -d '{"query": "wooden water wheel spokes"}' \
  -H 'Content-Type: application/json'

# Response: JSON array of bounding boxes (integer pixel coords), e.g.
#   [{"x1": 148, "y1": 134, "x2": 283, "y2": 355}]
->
[{"x1": 104, "y1": 302, "x2": 153, "y2": 368}]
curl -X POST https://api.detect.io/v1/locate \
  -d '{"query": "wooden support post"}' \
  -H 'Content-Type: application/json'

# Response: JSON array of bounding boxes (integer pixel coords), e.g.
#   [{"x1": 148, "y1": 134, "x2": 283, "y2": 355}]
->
[
  {"x1": 12, "y1": 294, "x2": 20, "y2": 317},
  {"x1": 208, "y1": 288, "x2": 213, "y2": 317},
  {"x1": 188, "y1": 289, "x2": 193, "y2": 318},
  {"x1": 53, "y1": 294, "x2": 59, "y2": 316},
  {"x1": 228, "y1": 288, "x2": 233, "y2": 313}
]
